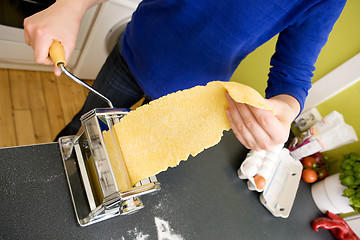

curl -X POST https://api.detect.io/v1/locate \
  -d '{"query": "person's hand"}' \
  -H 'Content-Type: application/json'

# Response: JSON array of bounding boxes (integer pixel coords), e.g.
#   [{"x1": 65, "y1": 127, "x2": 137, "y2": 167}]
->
[
  {"x1": 226, "y1": 93, "x2": 300, "y2": 151},
  {"x1": 23, "y1": 0, "x2": 89, "y2": 76}
]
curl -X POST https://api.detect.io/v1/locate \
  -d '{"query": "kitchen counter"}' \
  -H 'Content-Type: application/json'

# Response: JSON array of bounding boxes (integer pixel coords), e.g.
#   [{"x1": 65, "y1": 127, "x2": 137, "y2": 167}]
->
[{"x1": 0, "y1": 132, "x2": 332, "y2": 239}]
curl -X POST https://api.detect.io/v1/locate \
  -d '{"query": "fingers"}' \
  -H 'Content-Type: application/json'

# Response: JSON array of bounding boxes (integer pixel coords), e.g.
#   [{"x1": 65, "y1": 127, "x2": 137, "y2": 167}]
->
[
  {"x1": 24, "y1": 30, "x2": 31, "y2": 47},
  {"x1": 226, "y1": 108, "x2": 252, "y2": 149},
  {"x1": 23, "y1": 18, "x2": 31, "y2": 46},
  {"x1": 34, "y1": 38, "x2": 55, "y2": 65},
  {"x1": 249, "y1": 102, "x2": 289, "y2": 144},
  {"x1": 226, "y1": 93, "x2": 257, "y2": 149},
  {"x1": 24, "y1": 17, "x2": 54, "y2": 66},
  {"x1": 53, "y1": 65, "x2": 62, "y2": 76},
  {"x1": 24, "y1": 24, "x2": 62, "y2": 75},
  {"x1": 225, "y1": 92, "x2": 286, "y2": 151}
]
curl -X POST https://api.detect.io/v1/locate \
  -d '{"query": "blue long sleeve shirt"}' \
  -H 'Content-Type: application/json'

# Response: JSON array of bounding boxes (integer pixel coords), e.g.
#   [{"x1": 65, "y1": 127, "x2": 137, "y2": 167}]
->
[{"x1": 121, "y1": 0, "x2": 346, "y2": 111}]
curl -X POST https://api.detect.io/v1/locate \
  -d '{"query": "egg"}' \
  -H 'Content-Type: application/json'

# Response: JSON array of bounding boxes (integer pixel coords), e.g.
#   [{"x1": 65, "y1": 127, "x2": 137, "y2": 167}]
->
[
  {"x1": 248, "y1": 149, "x2": 266, "y2": 159},
  {"x1": 258, "y1": 166, "x2": 272, "y2": 179},
  {"x1": 246, "y1": 156, "x2": 263, "y2": 167},
  {"x1": 264, "y1": 152, "x2": 278, "y2": 163},
  {"x1": 253, "y1": 174, "x2": 266, "y2": 190},
  {"x1": 241, "y1": 163, "x2": 258, "y2": 177},
  {"x1": 268, "y1": 144, "x2": 283, "y2": 154},
  {"x1": 262, "y1": 158, "x2": 276, "y2": 169}
]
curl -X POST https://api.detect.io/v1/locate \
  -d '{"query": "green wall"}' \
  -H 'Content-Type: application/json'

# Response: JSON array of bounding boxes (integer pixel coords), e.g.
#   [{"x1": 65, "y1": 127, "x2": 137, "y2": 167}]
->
[
  {"x1": 315, "y1": 0, "x2": 360, "y2": 170},
  {"x1": 231, "y1": 0, "x2": 360, "y2": 169},
  {"x1": 316, "y1": 81, "x2": 360, "y2": 172}
]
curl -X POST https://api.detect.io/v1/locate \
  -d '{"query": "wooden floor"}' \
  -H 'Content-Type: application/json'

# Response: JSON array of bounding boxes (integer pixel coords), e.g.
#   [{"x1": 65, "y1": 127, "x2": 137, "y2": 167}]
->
[{"x1": 0, "y1": 68, "x2": 93, "y2": 148}]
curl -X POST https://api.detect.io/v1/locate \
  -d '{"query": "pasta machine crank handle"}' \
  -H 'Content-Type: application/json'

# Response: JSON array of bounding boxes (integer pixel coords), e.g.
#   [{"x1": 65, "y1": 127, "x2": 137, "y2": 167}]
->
[{"x1": 49, "y1": 40, "x2": 114, "y2": 108}]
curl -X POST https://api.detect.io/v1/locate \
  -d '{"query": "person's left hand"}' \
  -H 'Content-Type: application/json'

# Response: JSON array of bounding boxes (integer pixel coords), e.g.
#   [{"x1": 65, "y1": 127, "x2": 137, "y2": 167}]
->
[{"x1": 225, "y1": 93, "x2": 300, "y2": 151}]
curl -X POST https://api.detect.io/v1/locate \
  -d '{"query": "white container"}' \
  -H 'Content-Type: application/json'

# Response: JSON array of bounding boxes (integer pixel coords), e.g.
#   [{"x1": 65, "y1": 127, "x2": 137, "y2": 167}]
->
[
  {"x1": 238, "y1": 147, "x2": 303, "y2": 218},
  {"x1": 311, "y1": 173, "x2": 354, "y2": 214}
]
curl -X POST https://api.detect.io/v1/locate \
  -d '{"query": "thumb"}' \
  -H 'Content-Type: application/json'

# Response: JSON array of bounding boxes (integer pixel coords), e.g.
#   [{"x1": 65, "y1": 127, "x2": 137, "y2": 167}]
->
[{"x1": 53, "y1": 65, "x2": 62, "y2": 76}]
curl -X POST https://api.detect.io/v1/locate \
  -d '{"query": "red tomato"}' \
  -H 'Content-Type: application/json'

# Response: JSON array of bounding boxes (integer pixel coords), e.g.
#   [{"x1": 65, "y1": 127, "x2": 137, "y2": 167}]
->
[
  {"x1": 302, "y1": 156, "x2": 317, "y2": 169},
  {"x1": 312, "y1": 152, "x2": 326, "y2": 166},
  {"x1": 302, "y1": 168, "x2": 318, "y2": 183},
  {"x1": 317, "y1": 168, "x2": 329, "y2": 181}
]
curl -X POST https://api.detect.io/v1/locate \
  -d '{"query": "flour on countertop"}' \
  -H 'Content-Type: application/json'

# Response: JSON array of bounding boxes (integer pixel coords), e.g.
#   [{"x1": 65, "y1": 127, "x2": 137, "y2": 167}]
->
[
  {"x1": 23, "y1": 173, "x2": 63, "y2": 183},
  {"x1": 155, "y1": 217, "x2": 184, "y2": 240},
  {"x1": 119, "y1": 217, "x2": 184, "y2": 240},
  {"x1": 153, "y1": 193, "x2": 175, "y2": 215},
  {"x1": 126, "y1": 227, "x2": 150, "y2": 240}
]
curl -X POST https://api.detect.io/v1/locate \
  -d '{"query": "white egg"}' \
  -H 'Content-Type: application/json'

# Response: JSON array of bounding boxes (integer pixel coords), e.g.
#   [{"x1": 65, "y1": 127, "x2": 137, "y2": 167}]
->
[
  {"x1": 246, "y1": 156, "x2": 263, "y2": 167},
  {"x1": 241, "y1": 163, "x2": 258, "y2": 177},
  {"x1": 269, "y1": 144, "x2": 283, "y2": 154},
  {"x1": 258, "y1": 166, "x2": 272, "y2": 179},
  {"x1": 248, "y1": 149, "x2": 266, "y2": 159},
  {"x1": 265, "y1": 152, "x2": 278, "y2": 162},
  {"x1": 261, "y1": 160, "x2": 275, "y2": 170},
  {"x1": 261, "y1": 160, "x2": 278, "y2": 169}
]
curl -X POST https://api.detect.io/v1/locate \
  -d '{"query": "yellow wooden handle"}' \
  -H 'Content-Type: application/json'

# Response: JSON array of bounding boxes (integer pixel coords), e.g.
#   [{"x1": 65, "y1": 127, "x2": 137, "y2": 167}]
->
[{"x1": 49, "y1": 40, "x2": 66, "y2": 66}]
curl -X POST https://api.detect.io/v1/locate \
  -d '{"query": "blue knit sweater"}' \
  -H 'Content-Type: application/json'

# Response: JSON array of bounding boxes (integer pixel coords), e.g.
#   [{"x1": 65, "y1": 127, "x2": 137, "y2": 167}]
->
[{"x1": 121, "y1": 0, "x2": 346, "y2": 111}]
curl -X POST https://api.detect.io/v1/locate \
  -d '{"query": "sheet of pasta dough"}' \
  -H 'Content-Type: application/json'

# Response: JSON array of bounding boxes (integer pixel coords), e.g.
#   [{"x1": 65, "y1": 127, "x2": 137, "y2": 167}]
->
[{"x1": 105, "y1": 81, "x2": 273, "y2": 187}]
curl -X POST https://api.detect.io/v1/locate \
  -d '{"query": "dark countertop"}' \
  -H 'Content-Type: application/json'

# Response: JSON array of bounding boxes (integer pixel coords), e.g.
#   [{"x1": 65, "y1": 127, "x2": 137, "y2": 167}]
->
[{"x1": 0, "y1": 132, "x2": 333, "y2": 240}]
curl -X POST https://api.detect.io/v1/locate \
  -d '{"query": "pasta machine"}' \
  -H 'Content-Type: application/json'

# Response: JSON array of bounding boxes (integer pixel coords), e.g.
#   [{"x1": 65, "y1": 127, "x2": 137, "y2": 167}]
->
[{"x1": 51, "y1": 41, "x2": 160, "y2": 226}]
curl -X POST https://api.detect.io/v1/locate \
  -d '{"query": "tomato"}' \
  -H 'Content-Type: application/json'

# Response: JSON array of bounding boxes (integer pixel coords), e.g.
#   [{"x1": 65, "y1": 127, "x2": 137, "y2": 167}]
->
[
  {"x1": 302, "y1": 156, "x2": 317, "y2": 169},
  {"x1": 312, "y1": 152, "x2": 326, "y2": 166},
  {"x1": 302, "y1": 168, "x2": 318, "y2": 183},
  {"x1": 317, "y1": 168, "x2": 329, "y2": 181}
]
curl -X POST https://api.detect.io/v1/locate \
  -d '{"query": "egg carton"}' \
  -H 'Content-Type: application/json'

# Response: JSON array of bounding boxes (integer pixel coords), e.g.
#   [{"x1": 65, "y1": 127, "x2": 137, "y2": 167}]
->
[{"x1": 238, "y1": 145, "x2": 303, "y2": 218}]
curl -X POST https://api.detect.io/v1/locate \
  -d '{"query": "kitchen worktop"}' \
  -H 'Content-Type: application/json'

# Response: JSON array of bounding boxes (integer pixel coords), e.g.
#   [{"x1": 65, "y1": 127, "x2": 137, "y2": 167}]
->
[{"x1": 0, "y1": 131, "x2": 333, "y2": 239}]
